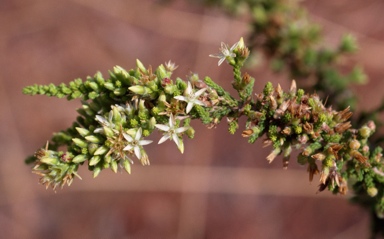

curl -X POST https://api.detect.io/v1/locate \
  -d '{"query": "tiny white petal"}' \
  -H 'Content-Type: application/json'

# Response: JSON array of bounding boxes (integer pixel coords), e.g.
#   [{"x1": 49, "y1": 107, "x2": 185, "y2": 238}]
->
[
  {"x1": 186, "y1": 82, "x2": 193, "y2": 95},
  {"x1": 193, "y1": 100, "x2": 205, "y2": 106},
  {"x1": 134, "y1": 147, "x2": 141, "y2": 159},
  {"x1": 218, "y1": 57, "x2": 226, "y2": 66},
  {"x1": 123, "y1": 145, "x2": 133, "y2": 151},
  {"x1": 139, "y1": 140, "x2": 153, "y2": 146},
  {"x1": 172, "y1": 134, "x2": 180, "y2": 148},
  {"x1": 155, "y1": 124, "x2": 170, "y2": 131},
  {"x1": 186, "y1": 103, "x2": 193, "y2": 114},
  {"x1": 135, "y1": 128, "x2": 142, "y2": 141},
  {"x1": 175, "y1": 127, "x2": 188, "y2": 134},
  {"x1": 158, "y1": 135, "x2": 170, "y2": 144},
  {"x1": 169, "y1": 114, "x2": 175, "y2": 126},
  {"x1": 194, "y1": 88, "x2": 206, "y2": 97},
  {"x1": 123, "y1": 133, "x2": 133, "y2": 142},
  {"x1": 174, "y1": 95, "x2": 187, "y2": 102}
]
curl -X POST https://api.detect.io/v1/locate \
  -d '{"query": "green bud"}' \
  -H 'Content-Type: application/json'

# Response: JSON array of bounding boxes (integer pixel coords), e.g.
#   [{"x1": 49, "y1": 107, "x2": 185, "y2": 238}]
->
[
  {"x1": 136, "y1": 59, "x2": 147, "y2": 74},
  {"x1": 104, "y1": 126, "x2": 115, "y2": 138},
  {"x1": 186, "y1": 127, "x2": 195, "y2": 139},
  {"x1": 111, "y1": 161, "x2": 118, "y2": 173},
  {"x1": 104, "y1": 155, "x2": 112, "y2": 164},
  {"x1": 112, "y1": 106, "x2": 122, "y2": 123},
  {"x1": 263, "y1": 82, "x2": 274, "y2": 96},
  {"x1": 72, "y1": 154, "x2": 88, "y2": 163},
  {"x1": 88, "y1": 82, "x2": 99, "y2": 92},
  {"x1": 104, "y1": 82, "x2": 115, "y2": 91},
  {"x1": 367, "y1": 187, "x2": 378, "y2": 197},
  {"x1": 293, "y1": 125, "x2": 302, "y2": 134},
  {"x1": 75, "y1": 127, "x2": 90, "y2": 137},
  {"x1": 103, "y1": 161, "x2": 110, "y2": 169},
  {"x1": 157, "y1": 64, "x2": 168, "y2": 79},
  {"x1": 89, "y1": 155, "x2": 102, "y2": 166},
  {"x1": 323, "y1": 155, "x2": 334, "y2": 167},
  {"x1": 113, "y1": 65, "x2": 129, "y2": 78},
  {"x1": 123, "y1": 160, "x2": 131, "y2": 174},
  {"x1": 359, "y1": 126, "x2": 371, "y2": 138},
  {"x1": 40, "y1": 156, "x2": 59, "y2": 165},
  {"x1": 94, "y1": 146, "x2": 109, "y2": 155},
  {"x1": 339, "y1": 34, "x2": 357, "y2": 53},
  {"x1": 85, "y1": 135, "x2": 102, "y2": 144},
  {"x1": 93, "y1": 166, "x2": 101, "y2": 178},
  {"x1": 88, "y1": 143, "x2": 99, "y2": 155},
  {"x1": 94, "y1": 71, "x2": 105, "y2": 85},
  {"x1": 129, "y1": 86, "x2": 153, "y2": 95},
  {"x1": 113, "y1": 88, "x2": 126, "y2": 96},
  {"x1": 72, "y1": 138, "x2": 88, "y2": 148}
]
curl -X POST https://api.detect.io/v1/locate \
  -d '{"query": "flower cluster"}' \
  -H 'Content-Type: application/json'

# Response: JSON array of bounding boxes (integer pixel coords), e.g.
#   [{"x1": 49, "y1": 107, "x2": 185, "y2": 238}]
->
[{"x1": 23, "y1": 38, "x2": 384, "y2": 222}]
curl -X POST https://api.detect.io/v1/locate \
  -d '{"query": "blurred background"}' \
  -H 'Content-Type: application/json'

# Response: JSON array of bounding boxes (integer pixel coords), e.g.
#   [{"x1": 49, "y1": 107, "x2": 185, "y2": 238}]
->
[{"x1": 1, "y1": 0, "x2": 384, "y2": 238}]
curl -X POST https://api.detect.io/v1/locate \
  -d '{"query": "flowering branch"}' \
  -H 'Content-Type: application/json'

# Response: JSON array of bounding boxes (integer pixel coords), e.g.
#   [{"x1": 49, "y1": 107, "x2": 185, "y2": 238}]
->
[{"x1": 23, "y1": 38, "x2": 384, "y2": 220}]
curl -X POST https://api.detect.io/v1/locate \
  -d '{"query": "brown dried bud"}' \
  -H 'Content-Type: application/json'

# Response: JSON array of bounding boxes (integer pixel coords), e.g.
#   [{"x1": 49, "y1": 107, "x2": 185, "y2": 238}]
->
[{"x1": 242, "y1": 129, "x2": 253, "y2": 137}]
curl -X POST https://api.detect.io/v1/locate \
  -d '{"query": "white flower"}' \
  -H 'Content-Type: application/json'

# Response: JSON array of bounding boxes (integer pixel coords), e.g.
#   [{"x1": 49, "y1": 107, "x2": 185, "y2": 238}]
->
[
  {"x1": 209, "y1": 41, "x2": 239, "y2": 66},
  {"x1": 164, "y1": 60, "x2": 178, "y2": 72},
  {"x1": 155, "y1": 114, "x2": 189, "y2": 153},
  {"x1": 123, "y1": 128, "x2": 153, "y2": 159},
  {"x1": 174, "y1": 82, "x2": 206, "y2": 113}
]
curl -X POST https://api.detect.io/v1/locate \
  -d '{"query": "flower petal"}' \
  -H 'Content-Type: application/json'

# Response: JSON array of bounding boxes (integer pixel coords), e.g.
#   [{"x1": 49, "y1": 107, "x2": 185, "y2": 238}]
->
[
  {"x1": 174, "y1": 95, "x2": 187, "y2": 102},
  {"x1": 123, "y1": 145, "x2": 133, "y2": 151},
  {"x1": 186, "y1": 81, "x2": 193, "y2": 95},
  {"x1": 218, "y1": 57, "x2": 226, "y2": 66},
  {"x1": 155, "y1": 124, "x2": 170, "y2": 131},
  {"x1": 172, "y1": 133, "x2": 180, "y2": 148},
  {"x1": 194, "y1": 88, "x2": 206, "y2": 97},
  {"x1": 175, "y1": 127, "x2": 189, "y2": 134},
  {"x1": 123, "y1": 133, "x2": 133, "y2": 142},
  {"x1": 134, "y1": 146, "x2": 141, "y2": 159},
  {"x1": 158, "y1": 135, "x2": 170, "y2": 144},
  {"x1": 186, "y1": 103, "x2": 193, "y2": 114},
  {"x1": 135, "y1": 128, "x2": 142, "y2": 141},
  {"x1": 139, "y1": 139, "x2": 153, "y2": 146}
]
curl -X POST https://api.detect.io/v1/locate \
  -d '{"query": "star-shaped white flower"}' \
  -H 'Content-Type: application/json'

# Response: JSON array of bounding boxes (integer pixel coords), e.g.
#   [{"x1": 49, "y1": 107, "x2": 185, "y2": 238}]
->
[
  {"x1": 123, "y1": 128, "x2": 153, "y2": 159},
  {"x1": 155, "y1": 114, "x2": 189, "y2": 153},
  {"x1": 209, "y1": 41, "x2": 239, "y2": 66},
  {"x1": 174, "y1": 82, "x2": 206, "y2": 113}
]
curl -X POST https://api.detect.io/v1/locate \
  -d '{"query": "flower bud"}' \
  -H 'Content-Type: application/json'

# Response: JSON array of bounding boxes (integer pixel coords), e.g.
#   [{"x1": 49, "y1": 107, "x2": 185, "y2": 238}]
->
[
  {"x1": 88, "y1": 82, "x2": 99, "y2": 92},
  {"x1": 349, "y1": 139, "x2": 361, "y2": 150},
  {"x1": 136, "y1": 59, "x2": 147, "y2": 74},
  {"x1": 123, "y1": 160, "x2": 131, "y2": 174},
  {"x1": 359, "y1": 126, "x2": 371, "y2": 138},
  {"x1": 76, "y1": 127, "x2": 90, "y2": 137},
  {"x1": 367, "y1": 187, "x2": 378, "y2": 197},
  {"x1": 129, "y1": 85, "x2": 147, "y2": 95},
  {"x1": 85, "y1": 135, "x2": 102, "y2": 144},
  {"x1": 89, "y1": 155, "x2": 102, "y2": 166},
  {"x1": 94, "y1": 146, "x2": 108, "y2": 155},
  {"x1": 40, "y1": 156, "x2": 59, "y2": 165},
  {"x1": 93, "y1": 166, "x2": 101, "y2": 178},
  {"x1": 104, "y1": 82, "x2": 115, "y2": 91},
  {"x1": 111, "y1": 161, "x2": 118, "y2": 173},
  {"x1": 72, "y1": 138, "x2": 88, "y2": 148},
  {"x1": 88, "y1": 143, "x2": 99, "y2": 155},
  {"x1": 72, "y1": 154, "x2": 88, "y2": 163}
]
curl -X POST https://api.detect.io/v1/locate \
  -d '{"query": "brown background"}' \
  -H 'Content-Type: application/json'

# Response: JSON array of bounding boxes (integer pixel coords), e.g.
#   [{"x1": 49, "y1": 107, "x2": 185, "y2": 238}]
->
[{"x1": 1, "y1": 0, "x2": 384, "y2": 238}]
